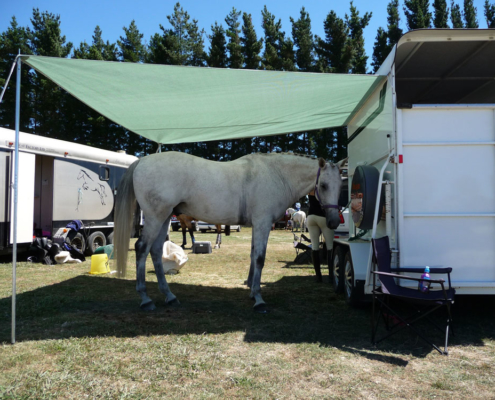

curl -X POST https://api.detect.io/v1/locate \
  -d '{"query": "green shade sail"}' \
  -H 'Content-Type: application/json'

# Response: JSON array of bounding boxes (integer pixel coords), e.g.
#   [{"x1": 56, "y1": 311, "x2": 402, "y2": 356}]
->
[{"x1": 22, "y1": 55, "x2": 385, "y2": 144}]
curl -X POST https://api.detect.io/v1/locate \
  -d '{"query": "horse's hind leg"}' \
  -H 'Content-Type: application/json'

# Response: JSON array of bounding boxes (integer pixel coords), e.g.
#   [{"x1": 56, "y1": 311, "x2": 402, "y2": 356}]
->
[
  {"x1": 181, "y1": 227, "x2": 187, "y2": 248},
  {"x1": 135, "y1": 215, "x2": 169, "y2": 311},
  {"x1": 150, "y1": 217, "x2": 178, "y2": 306},
  {"x1": 188, "y1": 227, "x2": 196, "y2": 245}
]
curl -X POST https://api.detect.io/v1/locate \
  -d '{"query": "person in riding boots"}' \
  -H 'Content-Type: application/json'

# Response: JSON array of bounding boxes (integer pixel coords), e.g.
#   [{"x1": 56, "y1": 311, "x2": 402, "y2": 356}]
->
[{"x1": 307, "y1": 189, "x2": 335, "y2": 282}]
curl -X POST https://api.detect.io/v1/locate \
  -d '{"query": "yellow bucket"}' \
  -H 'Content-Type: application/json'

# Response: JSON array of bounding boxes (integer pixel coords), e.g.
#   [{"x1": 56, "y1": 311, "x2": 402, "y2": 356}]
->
[{"x1": 89, "y1": 254, "x2": 110, "y2": 275}]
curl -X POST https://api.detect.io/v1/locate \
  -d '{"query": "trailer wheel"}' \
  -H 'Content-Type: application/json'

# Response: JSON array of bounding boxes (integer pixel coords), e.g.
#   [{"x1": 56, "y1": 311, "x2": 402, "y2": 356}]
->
[
  {"x1": 67, "y1": 233, "x2": 85, "y2": 254},
  {"x1": 331, "y1": 245, "x2": 346, "y2": 293},
  {"x1": 343, "y1": 252, "x2": 360, "y2": 306},
  {"x1": 86, "y1": 231, "x2": 106, "y2": 256},
  {"x1": 106, "y1": 232, "x2": 114, "y2": 245}
]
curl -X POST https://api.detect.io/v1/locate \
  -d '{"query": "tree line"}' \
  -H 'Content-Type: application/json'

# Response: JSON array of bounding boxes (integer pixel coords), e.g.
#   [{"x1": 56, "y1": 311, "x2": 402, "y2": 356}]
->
[{"x1": 1, "y1": 1, "x2": 494, "y2": 160}]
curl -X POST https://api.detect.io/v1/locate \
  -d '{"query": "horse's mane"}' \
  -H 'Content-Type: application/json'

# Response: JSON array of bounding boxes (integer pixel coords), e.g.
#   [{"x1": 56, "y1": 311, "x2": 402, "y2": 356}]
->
[{"x1": 244, "y1": 152, "x2": 317, "y2": 160}]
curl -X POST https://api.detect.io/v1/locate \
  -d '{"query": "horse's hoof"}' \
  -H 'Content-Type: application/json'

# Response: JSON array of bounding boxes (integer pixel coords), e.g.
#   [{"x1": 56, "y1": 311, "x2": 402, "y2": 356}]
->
[
  {"x1": 253, "y1": 303, "x2": 269, "y2": 314},
  {"x1": 166, "y1": 298, "x2": 180, "y2": 307},
  {"x1": 140, "y1": 301, "x2": 156, "y2": 311}
]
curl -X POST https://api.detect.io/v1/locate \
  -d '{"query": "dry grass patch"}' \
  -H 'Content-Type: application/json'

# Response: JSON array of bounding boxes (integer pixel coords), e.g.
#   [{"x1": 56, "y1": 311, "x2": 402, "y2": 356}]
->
[{"x1": 1, "y1": 227, "x2": 494, "y2": 399}]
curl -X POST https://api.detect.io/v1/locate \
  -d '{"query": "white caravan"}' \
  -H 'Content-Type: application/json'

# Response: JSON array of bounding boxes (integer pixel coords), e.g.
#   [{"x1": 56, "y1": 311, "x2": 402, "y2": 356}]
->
[
  {"x1": 331, "y1": 29, "x2": 495, "y2": 304},
  {"x1": 0, "y1": 128, "x2": 138, "y2": 255}
]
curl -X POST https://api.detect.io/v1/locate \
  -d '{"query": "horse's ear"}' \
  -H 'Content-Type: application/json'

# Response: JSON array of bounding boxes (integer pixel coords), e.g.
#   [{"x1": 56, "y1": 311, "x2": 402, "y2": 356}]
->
[
  {"x1": 318, "y1": 157, "x2": 326, "y2": 169},
  {"x1": 336, "y1": 157, "x2": 348, "y2": 170}
]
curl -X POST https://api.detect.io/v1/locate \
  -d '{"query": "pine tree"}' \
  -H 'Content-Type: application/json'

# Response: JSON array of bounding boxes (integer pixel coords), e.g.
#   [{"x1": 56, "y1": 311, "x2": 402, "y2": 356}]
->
[
  {"x1": 371, "y1": 27, "x2": 389, "y2": 73},
  {"x1": 433, "y1": 0, "x2": 450, "y2": 27},
  {"x1": 225, "y1": 8, "x2": 243, "y2": 69},
  {"x1": 0, "y1": 17, "x2": 32, "y2": 131},
  {"x1": 163, "y1": 3, "x2": 190, "y2": 65},
  {"x1": 261, "y1": 6, "x2": 283, "y2": 70},
  {"x1": 315, "y1": 11, "x2": 353, "y2": 73},
  {"x1": 451, "y1": 1, "x2": 464, "y2": 26},
  {"x1": 188, "y1": 18, "x2": 206, "y2": 66},
  {"x1": 485, "y1": 0, "x2": 495, "y2": 27},
  {"x1": 387, "y1": 0, "x2": 403, "y2": 45},
  {"x1": 463, "y1": 0, "x2": 479, "y2": 27},
  {"x1": 73, "y1": 26, "x2": 118, "y2": 61},
  {"x1": 404, "y1": 0, "x2": 432, "y2": 29},
  {"x1": 280, "y1": 37, "x2": 296, "y2": 71},
  {"x1": 30, "y1": 9, "x2": 73, "y2": 139},
  {"x1": 315, "y1": 6, "x2": 365, "y2": 161},
  {"x1": 371, "y1": 0, "x2": 403, "y2": 72},
  {"x1": 241, "y1": 12, "x2": 263, "y2": 69},
  {"x1": 290, "y1": 7, "x2": 315, "y2": 72},
  {"x1": 346, "y1": 2, "x2": 372, "y2": 74},
  {"x1": 117, "y1": 20, "x2": 146, "y2": 62},
  {"x1": 207, "y1": 22, "x2": 227, "y2": 68}
]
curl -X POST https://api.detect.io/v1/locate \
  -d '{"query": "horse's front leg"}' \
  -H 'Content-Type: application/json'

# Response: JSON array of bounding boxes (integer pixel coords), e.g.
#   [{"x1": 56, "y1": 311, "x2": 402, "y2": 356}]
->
[
  {"x1": 214, "y1": 230, "x2": 221, "y2": 249},
  {"x1": 249, "y1": 223, "x2": 271, "y2": 313},
  {"x1": 150, "y1": 217, "x2": 179, "y2": 306}
]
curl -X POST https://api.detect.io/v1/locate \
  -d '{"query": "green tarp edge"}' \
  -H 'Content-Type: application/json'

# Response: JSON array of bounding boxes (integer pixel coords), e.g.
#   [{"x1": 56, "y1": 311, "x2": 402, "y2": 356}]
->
[{"x1": 22, "y1": 55, "x2": 385, "y2": 144}]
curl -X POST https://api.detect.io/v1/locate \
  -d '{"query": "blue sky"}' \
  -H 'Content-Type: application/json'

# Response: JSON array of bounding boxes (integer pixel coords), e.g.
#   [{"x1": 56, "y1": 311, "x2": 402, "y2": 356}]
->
[{"x1": 0, "y1": 0, "x2": 491, "y2": 70}]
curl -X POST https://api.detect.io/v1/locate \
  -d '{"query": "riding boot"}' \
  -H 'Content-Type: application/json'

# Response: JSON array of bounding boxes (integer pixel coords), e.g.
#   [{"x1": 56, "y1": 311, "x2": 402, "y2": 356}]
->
[
  {"x1": 327, "y1": 249, "x2": 333, "y2": 269},
  {"x1": 312, "y1": 250, "x2": 322, "y2": 283}
]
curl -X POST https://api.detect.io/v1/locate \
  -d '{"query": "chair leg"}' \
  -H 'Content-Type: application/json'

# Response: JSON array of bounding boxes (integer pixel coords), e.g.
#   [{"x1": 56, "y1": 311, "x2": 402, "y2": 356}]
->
[{"x1": 374, "y1": 300, "x2": 449, "y2": 355}]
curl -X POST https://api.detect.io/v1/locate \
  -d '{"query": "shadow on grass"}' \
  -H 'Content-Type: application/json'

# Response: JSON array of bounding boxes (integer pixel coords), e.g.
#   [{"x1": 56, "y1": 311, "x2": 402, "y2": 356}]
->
[{"x1": 1, "y1": 274, "x2": 493, "y2": 363}]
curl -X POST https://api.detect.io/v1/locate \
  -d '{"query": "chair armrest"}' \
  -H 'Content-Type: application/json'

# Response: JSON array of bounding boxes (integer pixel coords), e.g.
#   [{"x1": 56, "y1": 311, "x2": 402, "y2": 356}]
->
[
  {"x1": 390, "y1": 267, "x2": 452, "y2": 274},
  {"x1": 372, "y1": 271, "x2": 445, "y2": 284}
]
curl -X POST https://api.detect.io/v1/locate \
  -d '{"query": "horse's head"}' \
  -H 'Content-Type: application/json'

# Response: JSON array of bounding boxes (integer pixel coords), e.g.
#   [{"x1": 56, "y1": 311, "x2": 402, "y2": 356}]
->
[{"x1": 315, "y1": 157, "x2": 347, "y2": 229}]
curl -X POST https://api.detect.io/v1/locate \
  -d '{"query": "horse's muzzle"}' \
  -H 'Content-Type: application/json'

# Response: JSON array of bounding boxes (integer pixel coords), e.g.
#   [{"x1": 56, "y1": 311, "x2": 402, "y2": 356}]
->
[{"x1": 326, "y1": 210, "x2": 341, "y2": 230}]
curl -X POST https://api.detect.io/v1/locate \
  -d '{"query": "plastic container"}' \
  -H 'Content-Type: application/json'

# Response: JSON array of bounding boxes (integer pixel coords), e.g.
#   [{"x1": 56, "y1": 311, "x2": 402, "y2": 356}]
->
[
  {"x1": 418, "y1": 266, "x2": 431, "y2": 293},
  {"x1": 95, "y1": 244, "x2": 114, "y2": 260},
  {"x1": 89, "y1": 254, "x2": 110, "y2": 275}
]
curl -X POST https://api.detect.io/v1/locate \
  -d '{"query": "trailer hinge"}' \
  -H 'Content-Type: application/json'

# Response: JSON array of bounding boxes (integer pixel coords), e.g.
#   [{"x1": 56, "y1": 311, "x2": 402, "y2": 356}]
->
[{"x1": 389, "y1": 155, "x2": 396, "y2": 164}]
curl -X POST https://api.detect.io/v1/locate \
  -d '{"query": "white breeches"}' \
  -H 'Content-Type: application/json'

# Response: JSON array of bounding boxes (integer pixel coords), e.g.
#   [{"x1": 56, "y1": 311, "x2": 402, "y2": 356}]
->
[{"x1": 306, "y1": 214, "x2": 334, "y2": 251}]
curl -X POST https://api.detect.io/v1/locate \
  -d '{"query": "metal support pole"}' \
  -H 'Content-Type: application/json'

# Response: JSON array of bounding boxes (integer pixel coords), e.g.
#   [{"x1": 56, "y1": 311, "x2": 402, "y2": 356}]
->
[{"x1": 12, "y1": 56, "x2": 21, "y2": 344}]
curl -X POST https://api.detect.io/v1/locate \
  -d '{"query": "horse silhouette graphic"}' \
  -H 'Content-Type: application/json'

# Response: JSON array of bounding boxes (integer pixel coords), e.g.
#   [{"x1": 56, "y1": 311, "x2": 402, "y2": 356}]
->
[{"x1": 77, "y1": 169, "x2": 107, "y2": 209}]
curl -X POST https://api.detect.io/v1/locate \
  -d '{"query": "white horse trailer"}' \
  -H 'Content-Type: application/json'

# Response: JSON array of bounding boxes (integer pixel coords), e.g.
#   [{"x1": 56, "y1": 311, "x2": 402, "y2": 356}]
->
[
  {"x1": 331, "y1": 29, "x2": 495, "y2": 304},
  {"x1": 0, "y1": 128, "x2": 138, "y2": 256}
]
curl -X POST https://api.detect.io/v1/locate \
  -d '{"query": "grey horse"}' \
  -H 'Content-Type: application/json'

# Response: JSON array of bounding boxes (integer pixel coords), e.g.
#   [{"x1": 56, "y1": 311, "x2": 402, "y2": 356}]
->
[{"x1": 114, "y1": 152, "x2": 345, "y2": 312}]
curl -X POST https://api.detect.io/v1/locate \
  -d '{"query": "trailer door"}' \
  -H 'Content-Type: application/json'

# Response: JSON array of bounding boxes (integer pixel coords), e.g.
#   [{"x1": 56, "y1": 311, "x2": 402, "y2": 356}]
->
[
  {"x1": 399, "y1": 106, "x2": 495, "y2": 294},
  {"x1": 10, "y1": 151, "x2": 36, "y2": 244}
]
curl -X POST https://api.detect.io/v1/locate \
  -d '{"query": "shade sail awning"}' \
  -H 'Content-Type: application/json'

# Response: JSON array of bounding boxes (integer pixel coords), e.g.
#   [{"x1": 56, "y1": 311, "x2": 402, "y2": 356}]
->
[{"x1": 22, "y1": 55, "x2": 385, "y2": 144}]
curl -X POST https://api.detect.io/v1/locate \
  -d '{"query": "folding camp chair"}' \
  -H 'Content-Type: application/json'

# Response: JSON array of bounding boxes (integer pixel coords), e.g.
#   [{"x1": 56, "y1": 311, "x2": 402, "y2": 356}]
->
[
  {"x1": 371, "y1": 236, "x2": 455, "y2": 355},
  {"x1": 293, "y1": 233, "x2": 312, "y2": 255}
]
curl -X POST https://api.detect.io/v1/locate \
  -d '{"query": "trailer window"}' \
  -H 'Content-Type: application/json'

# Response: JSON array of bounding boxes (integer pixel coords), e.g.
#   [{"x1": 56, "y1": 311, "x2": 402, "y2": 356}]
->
[{"x1": 99, "y1": 166, "x2": 110, "y2": 181}]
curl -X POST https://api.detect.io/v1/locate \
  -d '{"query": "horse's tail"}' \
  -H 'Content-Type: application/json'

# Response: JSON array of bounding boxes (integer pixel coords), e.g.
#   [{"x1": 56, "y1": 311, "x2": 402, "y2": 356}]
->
[{"x1": 115, "y1": 159, "x2": 140, "y2": 278}]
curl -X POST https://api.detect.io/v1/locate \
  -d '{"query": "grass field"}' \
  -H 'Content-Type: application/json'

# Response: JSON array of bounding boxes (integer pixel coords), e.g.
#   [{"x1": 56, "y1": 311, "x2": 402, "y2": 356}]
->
[{"x1": 1, "y1": 227, "x2": 494, "y2": 399}]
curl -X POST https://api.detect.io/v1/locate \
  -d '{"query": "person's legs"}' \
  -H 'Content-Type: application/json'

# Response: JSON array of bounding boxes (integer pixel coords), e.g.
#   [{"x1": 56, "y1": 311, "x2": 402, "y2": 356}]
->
[{"x1": 307, "y1": 214, "x2": 322, "y2": 282}]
